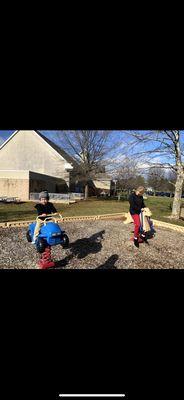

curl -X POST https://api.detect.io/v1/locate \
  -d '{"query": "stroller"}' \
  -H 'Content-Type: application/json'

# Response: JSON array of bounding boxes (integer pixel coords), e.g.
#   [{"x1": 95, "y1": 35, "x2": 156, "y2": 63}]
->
[{"x1": 139, "y1": 208, "x2": 156, "y2": 243}]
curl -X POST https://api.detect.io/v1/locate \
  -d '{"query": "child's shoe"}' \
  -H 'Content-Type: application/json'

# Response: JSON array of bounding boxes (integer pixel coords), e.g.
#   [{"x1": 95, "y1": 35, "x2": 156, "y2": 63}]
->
[{"x1": 134, "y1": 238, "x2": 139, "y2": 248}]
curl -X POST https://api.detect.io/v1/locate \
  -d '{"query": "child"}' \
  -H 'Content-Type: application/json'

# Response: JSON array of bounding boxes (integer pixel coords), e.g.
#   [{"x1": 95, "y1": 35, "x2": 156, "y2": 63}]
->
[
  {"x1": 128, "y1": 186, "x2": 146, "y2": 248},
  {"x1": 32, "y1": 190, "x2": 57, "y2": 244}
]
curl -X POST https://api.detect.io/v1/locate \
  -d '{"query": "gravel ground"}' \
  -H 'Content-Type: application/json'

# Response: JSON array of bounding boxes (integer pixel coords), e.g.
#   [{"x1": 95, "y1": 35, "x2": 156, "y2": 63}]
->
[{"x1": 0, "y1": 219, "x2": 184, "y2": 269}]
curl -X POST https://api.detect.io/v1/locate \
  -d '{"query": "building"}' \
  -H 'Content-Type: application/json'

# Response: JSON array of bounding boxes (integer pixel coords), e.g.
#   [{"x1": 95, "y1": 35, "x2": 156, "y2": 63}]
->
[
  {"x1": 89, "y1": 173, "x2": 112, "y2": 196},
  {"x1": 0, "y1": 130, "x2": 78, "y2": 200}
]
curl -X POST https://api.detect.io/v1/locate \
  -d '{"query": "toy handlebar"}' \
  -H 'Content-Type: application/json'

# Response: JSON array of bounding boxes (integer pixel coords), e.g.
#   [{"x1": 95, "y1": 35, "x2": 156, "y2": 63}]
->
[{"x1": 36, "y1": 213, "x2": 63, "y2": 223}]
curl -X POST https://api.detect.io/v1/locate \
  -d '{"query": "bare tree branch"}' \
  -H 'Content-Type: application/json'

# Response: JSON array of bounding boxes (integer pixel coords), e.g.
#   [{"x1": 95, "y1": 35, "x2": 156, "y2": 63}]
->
[
  {"x1": 119, "y1": 130, "x2": 184, "y2": 219},
  {"x1": 54, "y1": 130, "x2": 121, "y2": 199}
]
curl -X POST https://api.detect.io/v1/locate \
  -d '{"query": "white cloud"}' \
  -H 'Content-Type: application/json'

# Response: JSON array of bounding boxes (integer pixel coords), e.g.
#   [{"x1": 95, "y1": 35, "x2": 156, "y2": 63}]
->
[{"x1": 137, "y1": 162, "x2": 150, "y2": 170}]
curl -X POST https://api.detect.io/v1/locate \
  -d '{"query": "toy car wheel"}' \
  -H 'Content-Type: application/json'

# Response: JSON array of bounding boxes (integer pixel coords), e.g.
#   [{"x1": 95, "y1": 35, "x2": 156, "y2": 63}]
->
[
  {"x1": 26, "y1": 230, "x2": 32, "y2": 242},
  {"x1": 61, "y1": 234, "x2": 69, "y2": 248},
  {"x1": 36, "y1": 238, "x2": 47, "y2": 253}
]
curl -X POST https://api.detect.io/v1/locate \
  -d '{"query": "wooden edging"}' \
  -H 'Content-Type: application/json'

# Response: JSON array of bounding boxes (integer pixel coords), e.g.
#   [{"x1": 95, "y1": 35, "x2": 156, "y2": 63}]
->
[
  {"x1": 152, "y1": 219, "x2": 184, "y2": 233},
  {"x1": 0, "y1": 213, "x2": 125, "y2": 228},
  {"x1": 0, "y1": 213, "x2": 184, "y2": 233}
]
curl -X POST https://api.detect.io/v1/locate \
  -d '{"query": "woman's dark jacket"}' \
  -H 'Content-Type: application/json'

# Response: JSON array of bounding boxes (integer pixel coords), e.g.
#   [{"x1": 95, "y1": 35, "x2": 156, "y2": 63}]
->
[{"x1": 129, "y1": 192, "x2": 145, "y2": 215}]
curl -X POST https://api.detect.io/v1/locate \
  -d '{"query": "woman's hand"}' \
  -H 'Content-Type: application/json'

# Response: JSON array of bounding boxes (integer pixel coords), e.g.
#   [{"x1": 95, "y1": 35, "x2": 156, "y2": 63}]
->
[{"x1": 40, "y1": 213, "x2": 47, "y2": 217}]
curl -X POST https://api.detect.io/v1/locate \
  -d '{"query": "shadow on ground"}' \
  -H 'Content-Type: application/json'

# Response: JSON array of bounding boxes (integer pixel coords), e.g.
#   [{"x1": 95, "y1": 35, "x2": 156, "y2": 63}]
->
[
  {"x1": 54, "y1": 230, "x2": 105, "y2": 268},
  {"x1": 96, "y1": 254, "x2": 119, "y2": 269}
]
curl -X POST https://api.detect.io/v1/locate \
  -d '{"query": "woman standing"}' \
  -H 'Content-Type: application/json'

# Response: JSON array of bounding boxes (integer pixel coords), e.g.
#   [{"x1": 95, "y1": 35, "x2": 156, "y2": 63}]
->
[{"x1": 129, "y1": 186, "x2": 146, "y2": 248}]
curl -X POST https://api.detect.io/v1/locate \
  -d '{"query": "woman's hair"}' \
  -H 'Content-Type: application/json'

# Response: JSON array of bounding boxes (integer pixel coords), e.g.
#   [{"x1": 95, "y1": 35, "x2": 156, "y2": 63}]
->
[{"x1": 136, "y1": 186, "x2": 145, "y2": 194}]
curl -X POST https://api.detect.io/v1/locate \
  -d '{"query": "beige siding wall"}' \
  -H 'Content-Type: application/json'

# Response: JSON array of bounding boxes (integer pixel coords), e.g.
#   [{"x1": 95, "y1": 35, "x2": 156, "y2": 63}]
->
[
  {"x1": 0, "y1": 178, "x2": 29, "y2": 200},
  {"x1": 0, "y1": 130, "x2": 70, "y2": 179}
]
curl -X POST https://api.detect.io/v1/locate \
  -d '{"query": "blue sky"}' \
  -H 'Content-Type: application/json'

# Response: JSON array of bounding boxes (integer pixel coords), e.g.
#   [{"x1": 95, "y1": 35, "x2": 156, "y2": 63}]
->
[
  {"x1": 0, "y1": 130, "x2": 127, "y2": 148},
  {"x1": 0, "y1": 130, "x2": 14, "y2": 142},
  {"x1": 0, "y1": 130, "x2": 183, "y2": 167},
  {"x1": 0, "y1": 130, "x2": 53, "y2": 143},
  {"x1": 0, "y1": 130, "x2": 60, "y2": 148}
]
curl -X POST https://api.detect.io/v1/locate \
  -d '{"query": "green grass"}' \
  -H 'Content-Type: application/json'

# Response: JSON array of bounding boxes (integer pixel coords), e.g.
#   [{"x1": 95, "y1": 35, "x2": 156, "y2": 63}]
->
[
  {"x1": 0, "y1": 197, "x2": 184, "y2": 226},
  {"x1": 146, "y1": 197, "x2": 184, "y2": 226},
  {"x1": 0, "y1": 199, "x2": 128, "y2": 223}
]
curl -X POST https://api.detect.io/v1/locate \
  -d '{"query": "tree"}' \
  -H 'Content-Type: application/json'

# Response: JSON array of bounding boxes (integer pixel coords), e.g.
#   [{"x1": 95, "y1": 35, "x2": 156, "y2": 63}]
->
[
  {"x1": 122, "y1": 130, "x2": 184, "y2": 219},
  {"x1": 54, "y1": 131, "x2": 119, "y2": 199},
  {"x1": 166, "y1": 170, "x2": 177, "y2": 194},
  {"x1": 147, "y1": 167, "x2": 171, "y2": 194},
  {"x1": 114, "y1": 157, "x2": 145, "y2": 192}
]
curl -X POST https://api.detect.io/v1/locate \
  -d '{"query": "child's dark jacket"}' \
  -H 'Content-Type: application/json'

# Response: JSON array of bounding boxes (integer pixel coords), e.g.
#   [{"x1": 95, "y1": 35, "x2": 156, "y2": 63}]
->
[
  {"x1": 129, "y1": 193, "x2": 145, "y2": 215},
  {"x1": 34, "y1": 202, "x2": 57, "y2": 220}
]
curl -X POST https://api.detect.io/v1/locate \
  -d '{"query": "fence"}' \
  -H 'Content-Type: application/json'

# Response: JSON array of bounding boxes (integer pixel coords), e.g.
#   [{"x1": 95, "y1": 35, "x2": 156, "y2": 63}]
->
[
  {"x1": 30, "y1": 192, "x2": 84, "y2": 201},
  {"x1": 0, "y1": 196, "x2": 20, "y2": 203}
]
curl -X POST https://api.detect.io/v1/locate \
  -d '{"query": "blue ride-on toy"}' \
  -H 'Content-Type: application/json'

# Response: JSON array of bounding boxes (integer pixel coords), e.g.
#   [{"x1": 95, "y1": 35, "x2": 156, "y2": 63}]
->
[{"x1": 26, "y1": 213, "x2": 69, "y2": 254}]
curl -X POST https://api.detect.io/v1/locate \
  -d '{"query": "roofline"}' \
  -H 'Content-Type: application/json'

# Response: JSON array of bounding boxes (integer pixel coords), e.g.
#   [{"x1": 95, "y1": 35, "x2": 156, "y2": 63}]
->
[
  {"x1": 0, "y1": 130, "x2": 19, "y2": 150},
  {"x1": 33, "y1": 130, "x2": 73, "y2": 169},
  {"x1": 0, "y1": 130, "x2": 74, "y2": 170},
  {"x1": 34, "y1": 129, "x2": 75, "y2": 169}
]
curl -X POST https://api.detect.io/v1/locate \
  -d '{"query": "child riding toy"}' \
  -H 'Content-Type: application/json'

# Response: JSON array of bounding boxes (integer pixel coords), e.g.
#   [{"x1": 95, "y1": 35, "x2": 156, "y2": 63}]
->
[{"x1": 26, "y1": 213, "x2": 69, "y2": 268}]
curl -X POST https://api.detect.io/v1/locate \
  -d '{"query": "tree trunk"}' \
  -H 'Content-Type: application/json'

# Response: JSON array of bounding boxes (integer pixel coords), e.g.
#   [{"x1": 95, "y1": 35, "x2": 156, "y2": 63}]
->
[
  {"x1": 171, "y1": 170, "x2": 184, "y2": 219},
  {"x1": 84, "y1": 183, "x2": 89, "y2": 200},
  {"x1": 170, "y1": 131, "x2": 184, "y2": 219}
]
